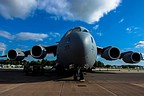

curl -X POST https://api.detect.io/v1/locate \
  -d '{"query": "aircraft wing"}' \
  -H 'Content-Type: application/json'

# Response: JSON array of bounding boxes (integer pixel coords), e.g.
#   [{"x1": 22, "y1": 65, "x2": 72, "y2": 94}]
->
[
  {"x1": 97, "y1": 46, "x2": 142, "y2": 63},
  {"x1": 45, "y1": 44, "x2": 57, "y2": 56},
  {"x1": 0, "y1": 55, "x2": 7, "y2": 57},
  {"x1": 97, "y1": 46, "x2": 104, "y2": 55},
  {"x1": 1, "y1": 44, "x2": 58, "y2": 61}
]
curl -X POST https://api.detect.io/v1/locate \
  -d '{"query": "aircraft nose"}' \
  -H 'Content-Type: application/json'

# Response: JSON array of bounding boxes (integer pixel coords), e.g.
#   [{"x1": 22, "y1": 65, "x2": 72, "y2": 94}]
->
[{"x1": 72, "y1": 32, "x2": 91, "y2": 57}]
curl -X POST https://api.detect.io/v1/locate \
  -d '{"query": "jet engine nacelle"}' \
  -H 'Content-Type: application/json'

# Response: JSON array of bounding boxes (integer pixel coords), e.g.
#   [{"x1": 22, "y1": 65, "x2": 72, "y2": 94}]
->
[
  {"x1": 30, "y1": 45, "x2": 47, "y2": 59},
  {"x1": 7, "y1": 50, "x2": 25, "y2": 61},
  {"x1": 101, "y1": 46, "x2": 120, "y2": 60},
  {"x1": 122, "y1": 52, "x2": 141, "y2": 63}
]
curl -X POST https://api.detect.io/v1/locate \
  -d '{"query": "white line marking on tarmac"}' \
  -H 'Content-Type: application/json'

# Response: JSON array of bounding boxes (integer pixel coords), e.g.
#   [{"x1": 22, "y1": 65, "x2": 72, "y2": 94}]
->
[
  {"x1": 59, "y1": 82, "x2": 64, "y2": 96},
  {"x1": 96, "y1": 84, "x2": 118, "y2": 96},
  {"x1": 130, "y1": 83, "x2": 144, "y2": 88},
  {"x1": 0, "y1": 84, "x2": 24, "y2": 95}
]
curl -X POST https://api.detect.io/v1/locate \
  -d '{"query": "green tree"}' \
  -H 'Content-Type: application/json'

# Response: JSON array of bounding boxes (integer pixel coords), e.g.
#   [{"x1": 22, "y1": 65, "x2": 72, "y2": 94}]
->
[
  {"x1": 93, "y1": 60, "x2": 105, "y2": 68},
  {"x1": 105, "y1": 64, "x2": 111, "y2": 68}
]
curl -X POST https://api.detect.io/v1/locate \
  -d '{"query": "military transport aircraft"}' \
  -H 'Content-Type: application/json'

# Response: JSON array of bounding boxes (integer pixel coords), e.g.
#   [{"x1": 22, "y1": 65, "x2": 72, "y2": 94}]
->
[{"x1": 0, "y1": 26, "x2": 143, "y2": 81}]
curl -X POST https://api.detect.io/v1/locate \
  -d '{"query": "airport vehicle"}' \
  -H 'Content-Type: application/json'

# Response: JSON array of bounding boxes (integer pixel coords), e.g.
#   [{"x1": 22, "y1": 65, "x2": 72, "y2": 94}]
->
[{"x1": 0, "y1": 26, "x2": 143, "y2": 81}]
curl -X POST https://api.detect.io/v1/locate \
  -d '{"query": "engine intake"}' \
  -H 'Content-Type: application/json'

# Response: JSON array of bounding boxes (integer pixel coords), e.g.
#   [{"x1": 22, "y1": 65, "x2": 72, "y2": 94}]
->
[
  {"x1": 7, "y1": 50, "x2": 25, "y2": 61},
  {"x1": 30, "y1": 45, "x2": 47, "y2": 59},
  {"x1": 122, "y1": 52, "x2": 141, "y2": 63},
  {"x1": 101, "y1": 46, "x2": 120, "y2": 60}
]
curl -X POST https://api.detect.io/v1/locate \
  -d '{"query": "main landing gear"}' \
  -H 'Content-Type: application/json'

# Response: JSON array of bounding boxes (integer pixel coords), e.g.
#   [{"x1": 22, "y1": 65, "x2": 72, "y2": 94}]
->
[{"x1": 73, "y1": 67, "x2": 85, "y2": 82}]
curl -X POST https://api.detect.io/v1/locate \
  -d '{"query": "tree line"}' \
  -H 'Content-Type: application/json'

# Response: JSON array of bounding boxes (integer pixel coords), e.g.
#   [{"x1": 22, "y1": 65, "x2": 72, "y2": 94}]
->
[
  {"x1": 0, "y1": 59, "x2": 142, "y2": 68},
  {"x1": 0, "y1": 59, "x2": 56, "y2": 66},
  {"x1": 0, "y1": 59, "x2": 108, "y2": 68}
]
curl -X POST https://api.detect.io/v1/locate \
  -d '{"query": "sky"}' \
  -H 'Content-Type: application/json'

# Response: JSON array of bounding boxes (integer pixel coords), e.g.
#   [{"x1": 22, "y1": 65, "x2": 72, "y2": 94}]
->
[{"x1": 0, "y1": 0, "x2": 144, "y2": 65}]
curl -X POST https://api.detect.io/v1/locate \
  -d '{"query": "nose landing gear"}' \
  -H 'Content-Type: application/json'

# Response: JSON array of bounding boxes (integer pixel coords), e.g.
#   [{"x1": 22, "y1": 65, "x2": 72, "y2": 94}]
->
[{"x1": 73, "y1": 67, "x2": 85, "y2": 82}]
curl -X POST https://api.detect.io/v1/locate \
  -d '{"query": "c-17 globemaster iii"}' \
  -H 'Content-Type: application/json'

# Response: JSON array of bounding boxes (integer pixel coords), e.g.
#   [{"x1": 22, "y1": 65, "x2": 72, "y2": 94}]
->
[{"x1": 0, "y1": 26, "x2": 143, "y2": 81}]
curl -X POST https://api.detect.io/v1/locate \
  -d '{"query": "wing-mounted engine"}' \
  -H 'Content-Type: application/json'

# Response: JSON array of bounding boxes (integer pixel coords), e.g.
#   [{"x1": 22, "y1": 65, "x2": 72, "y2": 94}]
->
[
  {"x1": 121, "y1": 51, "x2": 141, "y2": 63},
  {"x1": 30, "y1": 45, "x2": 47, "y2": 59},
  {"x1": 7, "y1": 50, "x2": 25, "y2": 61},
  {"x1": 101, "y1": 46, "x2": 120, "y2": 60}
]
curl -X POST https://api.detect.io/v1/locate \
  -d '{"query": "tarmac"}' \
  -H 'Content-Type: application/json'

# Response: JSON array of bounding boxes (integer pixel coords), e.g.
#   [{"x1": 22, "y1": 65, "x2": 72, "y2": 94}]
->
[{"x1": 0, "y1": 69, "x2": 144, "y2": 96}]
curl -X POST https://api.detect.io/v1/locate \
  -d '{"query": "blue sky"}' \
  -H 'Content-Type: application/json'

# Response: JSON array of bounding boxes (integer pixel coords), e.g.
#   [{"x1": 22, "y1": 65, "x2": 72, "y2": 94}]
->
[{"x1": 0, "y1": 0, "x2": 144, "y2": 65}]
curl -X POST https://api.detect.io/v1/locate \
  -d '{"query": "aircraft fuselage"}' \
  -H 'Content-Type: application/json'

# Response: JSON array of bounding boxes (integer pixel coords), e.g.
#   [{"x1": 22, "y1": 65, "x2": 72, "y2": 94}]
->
[{"x1": 57, "y1": 26, "x2": 97, "y2": 69}]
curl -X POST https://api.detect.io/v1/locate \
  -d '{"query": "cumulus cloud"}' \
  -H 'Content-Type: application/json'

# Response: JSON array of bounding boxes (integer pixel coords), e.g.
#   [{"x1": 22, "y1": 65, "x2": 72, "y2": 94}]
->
[
  {"x1": 0, "y1": 0, "x2": 37, "y2": 19},
  {"x1": 0, "y1": 30, "x2": 48, "y2": 41},
  {"x1": 16, "y1": 32, "x2": 48, "y2": 41},
  {"x1": 135, "y1": 41, "x2": 144, "y2": 48},
  {"x1": 38, "y1": 0, "x2": 121, "y2": 24},
  {"x1": 0, "y1": 42, "x2": 7, "y2": 51},
  {"x1": 38, "y1": 0, "x2": 70, "y2": 16},
  {"x1": 0, "y1": 0, "x2": 121, "y2": 23},
  {"x1": 0, "y1": 30, "x2": 14, "y2": 39}
]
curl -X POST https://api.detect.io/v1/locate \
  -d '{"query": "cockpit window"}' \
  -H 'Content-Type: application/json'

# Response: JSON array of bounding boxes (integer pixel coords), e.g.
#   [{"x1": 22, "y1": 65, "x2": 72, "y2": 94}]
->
[
  {"x1": 72, "y1": 27, "x2": 81, "y2": 32},
  {"x1": 63, "y1": 29, "x2": 72, "y2": 38},
  {"x1": 91, "y1": 37, "x2": 93, "y2": 43},
  {"x1": 83, "y1": 29, "x2": 88, "y2": 32}
]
